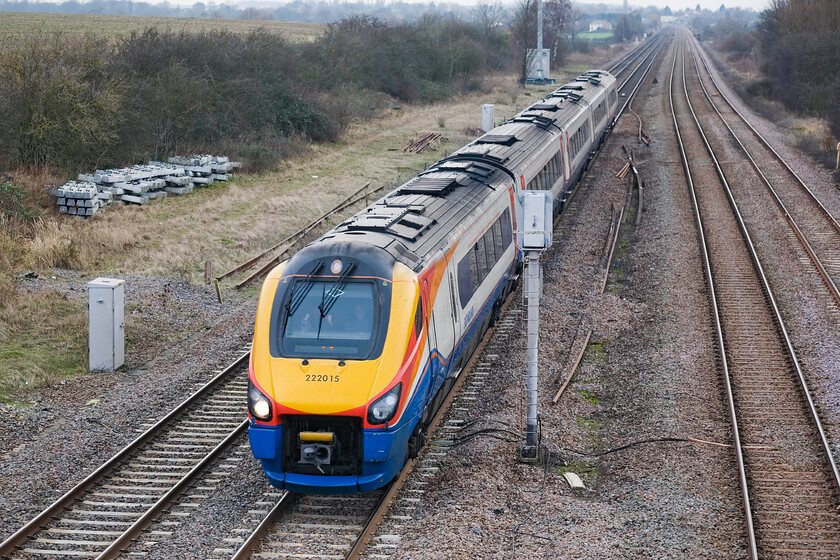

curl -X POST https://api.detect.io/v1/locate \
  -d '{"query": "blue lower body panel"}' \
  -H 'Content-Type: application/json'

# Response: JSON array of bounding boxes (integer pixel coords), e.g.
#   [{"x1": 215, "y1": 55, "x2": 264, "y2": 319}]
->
[{"x1": 248, "y1": 417, "x2": 413, "y2": 494}]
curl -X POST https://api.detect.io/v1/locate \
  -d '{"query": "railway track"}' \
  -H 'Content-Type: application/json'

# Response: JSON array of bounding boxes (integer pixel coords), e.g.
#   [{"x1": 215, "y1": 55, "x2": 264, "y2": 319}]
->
[
  {"x1": 686, "y1": 35, "x2": 840, "y2": 307},
  {"x1": 0, "y1": 350, "x2": 251, "y2": 560},
  {"x1": 669, "y1": 30, "x2": 840, "y2": 559}
]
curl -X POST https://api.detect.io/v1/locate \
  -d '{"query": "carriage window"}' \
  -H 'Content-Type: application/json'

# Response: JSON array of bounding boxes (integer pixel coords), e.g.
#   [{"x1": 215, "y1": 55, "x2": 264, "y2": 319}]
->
[
  {"x1": 457, "y1": 209, "x2": 515, "y2": 308},
  {"x1": 501, "y1": 208, "x2": 512, "y2": 247},
  {"x1": 493, "y1": 220, "x2": 504, "y2": 256},
  {"x1": 469, "y1": 249, "x2": 479, "y2": 294},
  {"x1": 483, "y1": 228, "x2": 496, "y2": 265},
  {"x1": 475, "y1": 237, "x2": 488, "y2": 283},
  {"x1": 527, "y1": 148, "x2": 565, "y2": 191},
  {"x1": 458, "y1": 255, "x2": 473, "y2": 308}
]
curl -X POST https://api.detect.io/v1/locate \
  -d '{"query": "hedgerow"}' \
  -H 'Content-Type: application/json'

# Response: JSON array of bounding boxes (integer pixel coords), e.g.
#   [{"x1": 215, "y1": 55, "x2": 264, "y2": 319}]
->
[{"x1": 0, "y1": 18, "x2": 512, "y2": 173}]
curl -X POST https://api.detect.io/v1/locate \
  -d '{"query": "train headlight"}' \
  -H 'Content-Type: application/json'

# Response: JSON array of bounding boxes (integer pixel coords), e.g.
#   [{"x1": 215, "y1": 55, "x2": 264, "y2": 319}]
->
[
  {"x1": 248, "y1": 379, "x2": 273, "y2": 421},
  {"x1": 368, "y1": 383, "x2": 402, "y2": 425}
]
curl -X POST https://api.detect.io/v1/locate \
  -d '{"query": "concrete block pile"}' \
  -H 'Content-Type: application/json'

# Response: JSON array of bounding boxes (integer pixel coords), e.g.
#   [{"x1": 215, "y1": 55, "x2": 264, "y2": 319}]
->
[
  {"x1": 56, "y1": 181, "x2": 109, "y2": 216},
  {"x1": 165, "y1": 155, "x2": 241, "y2": 184},
  {"x1": 55, "y1": 155, "x2": 241, "y2": 217}
]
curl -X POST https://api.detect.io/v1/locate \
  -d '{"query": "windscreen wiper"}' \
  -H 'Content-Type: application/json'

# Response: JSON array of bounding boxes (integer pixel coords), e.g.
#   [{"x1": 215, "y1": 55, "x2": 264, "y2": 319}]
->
[
  {"x1": 318, "y1": 262, "x2": 357, "y2": 318},
  {"x1": 287, "y1": 261, "x2": 324, "y2": 316}
]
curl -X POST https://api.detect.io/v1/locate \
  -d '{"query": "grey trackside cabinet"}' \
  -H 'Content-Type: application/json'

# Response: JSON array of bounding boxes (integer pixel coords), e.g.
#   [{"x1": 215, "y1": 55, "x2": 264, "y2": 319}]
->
[{"x1": 87, "y1": 277, "x2": 125, "y2": 372}]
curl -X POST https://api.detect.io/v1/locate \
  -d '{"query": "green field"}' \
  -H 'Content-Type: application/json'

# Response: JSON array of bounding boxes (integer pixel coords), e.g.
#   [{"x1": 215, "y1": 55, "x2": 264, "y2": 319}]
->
[
  {"x1": 0, "y1": 11, "x2": 325, "y2": 41},
  {"x1": 579, "y1": 31, "x2": 614, "y2": 40}
]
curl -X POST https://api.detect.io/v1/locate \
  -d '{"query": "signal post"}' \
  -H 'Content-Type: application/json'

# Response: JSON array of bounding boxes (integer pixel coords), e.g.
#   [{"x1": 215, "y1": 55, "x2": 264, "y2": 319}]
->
[{"x1": 517, "y1": 191, "x2": 553, "y2": 463}]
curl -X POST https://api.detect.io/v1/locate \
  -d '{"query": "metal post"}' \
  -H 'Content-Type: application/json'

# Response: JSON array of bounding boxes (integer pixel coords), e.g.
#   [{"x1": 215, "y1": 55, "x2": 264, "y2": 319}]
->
[
  {"x1": 518, "y1": 191, "x2": 551, "y2": 463},
  {"x1": 536, "y1": 0, "x2": 544, "y2": 79},
  {"x1": 521, "y1": 250, "x2": 541, "y2": 461}
]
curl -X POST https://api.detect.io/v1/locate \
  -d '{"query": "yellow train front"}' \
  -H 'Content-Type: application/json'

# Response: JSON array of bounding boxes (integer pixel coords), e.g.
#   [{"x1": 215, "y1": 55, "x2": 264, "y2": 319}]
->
[{"x1": 248, "y1": 241, "x2": 428, "y2": 493}]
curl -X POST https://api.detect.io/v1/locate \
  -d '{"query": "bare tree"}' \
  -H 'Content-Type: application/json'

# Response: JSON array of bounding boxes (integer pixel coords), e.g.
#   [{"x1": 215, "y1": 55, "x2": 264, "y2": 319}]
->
[
  {"x1": 511, "y1": 0, "x2": 537, "y2": 85},
  {"x1": 473, "y1": 0, "x2": 505, "y2": 34},
  {"x1": 543, "y1": 0, "x2": 572, "y2": 67}
]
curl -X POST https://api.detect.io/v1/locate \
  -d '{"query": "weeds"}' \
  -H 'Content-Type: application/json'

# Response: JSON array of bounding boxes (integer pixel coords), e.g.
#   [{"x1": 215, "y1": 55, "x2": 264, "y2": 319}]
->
[{"x1": 578, "y1": 388, "x2": 601, "y2": 405}]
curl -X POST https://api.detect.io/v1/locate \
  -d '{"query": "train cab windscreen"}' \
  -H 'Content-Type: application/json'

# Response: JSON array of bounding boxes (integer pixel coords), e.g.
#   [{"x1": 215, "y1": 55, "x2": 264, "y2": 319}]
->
[{"x1": 280, "y1": 281, "x2": 378, "y2": 359}]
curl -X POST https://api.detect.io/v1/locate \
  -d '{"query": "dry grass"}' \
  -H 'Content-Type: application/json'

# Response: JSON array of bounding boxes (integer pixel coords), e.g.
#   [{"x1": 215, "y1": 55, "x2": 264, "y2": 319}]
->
[
  {"x1": 0, "y1": 12, "x2": 325, "y2": 44},
  {"x1": 77, "y1": 76, "x2": 573, "y2": 281},
  {"x1": 0, "y1": 290, "x2": 88, "y2": 400}
]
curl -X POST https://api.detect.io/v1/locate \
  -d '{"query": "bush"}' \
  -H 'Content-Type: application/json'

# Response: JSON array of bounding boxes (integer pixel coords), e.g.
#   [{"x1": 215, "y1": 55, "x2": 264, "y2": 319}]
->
[
  {"x1": 0, "y1": 182, "x2": 42, "y2": 221},
  {"x1": 719, "y1": 29, "x2": 756, "y2": 58},
  {"x1": 757, "y1": 0, "x2": 840, "y2": 117},
  {"x1": 0, "y1": 33, "x2": 123, "y2": 170},
  {"x1": 0, "y1": 20, "x2": 514, "y2": 172}
]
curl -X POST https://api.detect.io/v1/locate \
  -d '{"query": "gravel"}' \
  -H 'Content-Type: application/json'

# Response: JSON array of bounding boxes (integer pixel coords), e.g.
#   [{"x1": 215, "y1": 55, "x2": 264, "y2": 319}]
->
[{"x1": 365, "y1": 39, "x2": 747, "y2": 559}]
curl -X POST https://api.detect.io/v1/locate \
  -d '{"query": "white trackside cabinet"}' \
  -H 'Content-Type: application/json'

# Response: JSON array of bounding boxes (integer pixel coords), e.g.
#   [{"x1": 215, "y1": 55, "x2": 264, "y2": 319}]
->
[
  {"x1": 87, "y1": 277, "x2": 125, "y2": 372},
  {"x1": 481, "y1": 104, "x2": 495, "y2": 133}
]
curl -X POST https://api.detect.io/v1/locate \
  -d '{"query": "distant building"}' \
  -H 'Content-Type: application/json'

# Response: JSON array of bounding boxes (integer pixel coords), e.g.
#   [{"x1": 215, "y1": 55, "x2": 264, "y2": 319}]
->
[{"x1": 589, "y1": 20, "x2": 612, "y2": 32}]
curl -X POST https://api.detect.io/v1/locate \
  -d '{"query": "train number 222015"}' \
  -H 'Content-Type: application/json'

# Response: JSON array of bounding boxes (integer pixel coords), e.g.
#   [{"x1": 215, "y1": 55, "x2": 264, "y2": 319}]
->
[{"x1": 305, "y1": 374, "x2": 340, "y2": 382}]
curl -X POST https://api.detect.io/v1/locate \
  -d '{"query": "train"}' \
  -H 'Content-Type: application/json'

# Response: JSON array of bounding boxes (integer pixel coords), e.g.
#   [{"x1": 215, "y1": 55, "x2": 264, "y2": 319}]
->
[{"x1": 247, "y1": 70, "x2": 619, "y2": 494}]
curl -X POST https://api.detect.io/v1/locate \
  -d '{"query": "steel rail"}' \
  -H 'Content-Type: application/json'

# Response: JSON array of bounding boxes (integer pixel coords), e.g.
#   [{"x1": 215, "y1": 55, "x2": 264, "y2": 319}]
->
[
  {"x1": 228, "y1": 489, "x2": 299, "y2": 559},
  {"x1": 219, "y1": 182, "x2": 374, "y2": 283},
  {"x1": 0, "y1": 350, "x2": 250, "y2": 556},
  {"x1": 687, "y1": 39, "x2": 840, "y2": 310},
  {"x1": 693, "y1": 40, "x2": 840, "y2": 238},
  {"x1": 613, "y1": 39, "x2": 665, "y2": 128},
  {"x1": 234, "y1": 183, "x2": 388, "y2": 289},
  {"x1": 96, "y1": 421, "x2": 249, "y2": 560},
  {"x1": 608, "y1": 31, "x2": 663, "y2": 77},
  {"x1": 684, "y1": 36, "x2": 840, "y2": 491},
  {"x1": 667, "y1": 34, "x2": 758, "y2": 560}
]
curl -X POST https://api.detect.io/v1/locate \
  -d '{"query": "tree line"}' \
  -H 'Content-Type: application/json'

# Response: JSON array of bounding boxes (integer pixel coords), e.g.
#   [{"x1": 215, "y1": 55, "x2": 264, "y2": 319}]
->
[
  {"x1": 0, "y1": 0, "x2": 665, "y2": 176},
  {"x1": 709, "y1": 0, "x2": 840, "y2": 150},
  {"x1": 0, "y1": 0, "x2": 612, "y2": 174},
  {"x1": 0, "y1": 18, "x2": 513, "y2": 173}
]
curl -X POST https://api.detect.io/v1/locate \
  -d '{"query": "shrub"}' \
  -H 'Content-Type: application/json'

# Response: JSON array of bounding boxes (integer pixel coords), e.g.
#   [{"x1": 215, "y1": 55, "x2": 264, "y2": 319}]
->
[
  {"x1": 719, "y1": 29, "x2": 756, "y2": 58},
  {"x1": 0, "y1": 182, "x2": 42, "y2": 221},
  {"x1": 0, "y1": 20, "x2": 515, "y2": 172},
  {"x1": 0, "y1": 33, "x2": 123, "y2": 170}
]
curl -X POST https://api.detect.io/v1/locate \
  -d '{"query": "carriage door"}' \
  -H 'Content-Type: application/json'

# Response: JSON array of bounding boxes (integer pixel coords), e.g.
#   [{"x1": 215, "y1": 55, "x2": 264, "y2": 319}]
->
[{"x1": 430, "y1": 263, "x2": 457, "y2": 364}]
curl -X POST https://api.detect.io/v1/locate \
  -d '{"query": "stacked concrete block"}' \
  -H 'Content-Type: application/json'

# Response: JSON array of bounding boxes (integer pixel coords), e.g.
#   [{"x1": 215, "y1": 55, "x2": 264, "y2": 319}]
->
[
  {"x1": 56, "y1": 182, "x2": 102, "y2": 217},
  {"x1": 166, "y1": 155, "x2": 241, "y2": 187},
  {"x1": 54, "y1": 155, "x2": 240, "y2": 216}
]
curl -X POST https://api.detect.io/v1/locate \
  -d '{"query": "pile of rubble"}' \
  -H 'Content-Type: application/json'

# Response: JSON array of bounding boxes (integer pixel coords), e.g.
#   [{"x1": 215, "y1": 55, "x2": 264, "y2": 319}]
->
[{"x1": 55, "y1": 155, "x2": 241, "y2": 217}]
